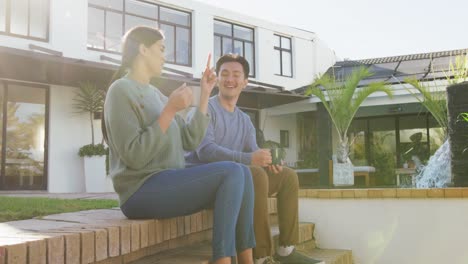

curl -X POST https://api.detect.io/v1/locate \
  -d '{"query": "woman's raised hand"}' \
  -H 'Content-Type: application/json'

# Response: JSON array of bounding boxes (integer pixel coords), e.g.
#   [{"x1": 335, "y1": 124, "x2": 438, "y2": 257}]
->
[
  {"x1": 200, "y1": 53, "x2": 217, "y2": 95},
  {"x1": 167, "y1": 83, "x2": 193, "y2": 112}
]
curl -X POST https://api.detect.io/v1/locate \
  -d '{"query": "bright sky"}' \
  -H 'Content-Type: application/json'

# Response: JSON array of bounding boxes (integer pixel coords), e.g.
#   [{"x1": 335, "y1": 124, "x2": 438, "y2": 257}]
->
[{"x1": 196, "y1": 0, "x2": 468, "y2": 60}]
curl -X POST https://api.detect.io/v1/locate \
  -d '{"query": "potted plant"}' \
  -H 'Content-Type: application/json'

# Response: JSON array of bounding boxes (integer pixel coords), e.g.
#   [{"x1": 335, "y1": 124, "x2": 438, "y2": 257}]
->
[
  {"x1": 306, "y1": 67, "x2": 393, "y2": 186},
  {"x1": 73, "y1": 82, "x2": 111, "y2": 192}
]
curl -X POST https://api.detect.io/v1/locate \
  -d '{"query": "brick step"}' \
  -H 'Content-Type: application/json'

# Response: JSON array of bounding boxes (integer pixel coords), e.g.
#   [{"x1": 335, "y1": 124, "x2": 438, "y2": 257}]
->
[
  {"x1": 130, "y1": 222, "x2": 318, "y2": 264},
  {"x1": 271, "y1": 222, "x2": 316, "y2": 249},
  {"x1": 0, "y1": 198, "x2": 279, "y2": 263},
  {"x1": 131, "y1": 239, "x2": 351, "y2": 264},
  {"x1": 297, "y1": 240, "x2": 353, "y2": 264}
]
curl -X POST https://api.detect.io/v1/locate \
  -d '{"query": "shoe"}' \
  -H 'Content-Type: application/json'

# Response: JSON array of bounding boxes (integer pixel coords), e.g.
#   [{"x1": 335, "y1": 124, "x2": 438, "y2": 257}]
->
[{"x1": 274, "y1": 248, "x2": 324, "y2": 264}]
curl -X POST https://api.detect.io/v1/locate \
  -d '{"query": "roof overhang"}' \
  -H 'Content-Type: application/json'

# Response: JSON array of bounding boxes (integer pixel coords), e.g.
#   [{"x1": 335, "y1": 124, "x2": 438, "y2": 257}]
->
[{"x1": 0, "y1": 46, "x2": 307, "y2": 109}]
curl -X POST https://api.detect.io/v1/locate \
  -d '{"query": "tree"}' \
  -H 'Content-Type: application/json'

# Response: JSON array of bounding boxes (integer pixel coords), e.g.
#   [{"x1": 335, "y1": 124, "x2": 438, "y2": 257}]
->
[
  {"x1": 306, "y1": 66, "x2": 393, "y2": 164},
  {"x1": 72, "y1": 82, "x2": 105, "y2": 146}
]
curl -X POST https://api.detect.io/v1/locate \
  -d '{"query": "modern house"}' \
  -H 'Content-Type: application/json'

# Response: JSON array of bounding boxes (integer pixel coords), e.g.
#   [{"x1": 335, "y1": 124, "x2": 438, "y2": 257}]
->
[
  {"x1": 267, "y1": 49, "x2": 467, "y2": 187},
  {"x1": 0, "y1": 0, "x2": 336, "y2": 192},
  {"x1": 3, "y1": 1, "x2": 468, "y2": 264}
]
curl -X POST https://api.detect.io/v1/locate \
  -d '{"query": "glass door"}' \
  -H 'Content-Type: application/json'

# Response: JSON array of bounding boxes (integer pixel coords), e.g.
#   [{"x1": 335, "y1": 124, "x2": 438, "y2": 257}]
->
[{"x1": 1, "y1": 82, "x2": 47, "y2": 190}]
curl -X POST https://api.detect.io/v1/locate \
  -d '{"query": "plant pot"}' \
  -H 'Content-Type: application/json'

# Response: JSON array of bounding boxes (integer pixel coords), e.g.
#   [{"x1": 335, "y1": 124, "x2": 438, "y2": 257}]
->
[
  {"x1": 447, "y1": 81, "x2": 468, "y2": 187},
  {"x1": 83, "y1": 155, "x2": 112, "y2": 193},
  {"x1": 333, "y1": 162, "x2": 354, "y2": 186}
]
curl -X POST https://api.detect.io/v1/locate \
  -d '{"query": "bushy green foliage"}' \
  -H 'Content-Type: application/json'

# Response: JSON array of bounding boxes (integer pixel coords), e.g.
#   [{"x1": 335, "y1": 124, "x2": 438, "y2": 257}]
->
[
  {"x1": 370, "y1": 132, "x2": 397, "y2": 185},
  {"x1": 78, "y1": 144, "x2": 108, "y2": 157}
]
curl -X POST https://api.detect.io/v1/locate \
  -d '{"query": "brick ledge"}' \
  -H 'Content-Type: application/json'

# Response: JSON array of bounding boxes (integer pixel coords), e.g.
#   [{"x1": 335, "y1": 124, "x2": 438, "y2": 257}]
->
[{"x1": 299, "y1": 188, "x2": 468, "y2": 199}]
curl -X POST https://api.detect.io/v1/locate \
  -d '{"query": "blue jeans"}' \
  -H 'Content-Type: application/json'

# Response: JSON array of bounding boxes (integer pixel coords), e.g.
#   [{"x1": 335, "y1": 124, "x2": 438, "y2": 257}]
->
[{"x1": 120, "y1": 161, "x2": 256, "y2": 261}]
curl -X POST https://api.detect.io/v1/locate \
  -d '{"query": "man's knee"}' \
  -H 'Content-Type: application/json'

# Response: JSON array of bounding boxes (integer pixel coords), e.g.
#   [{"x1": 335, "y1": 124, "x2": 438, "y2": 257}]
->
[
  {"x1": 282, "y1": 167, "x2": 299, "y2": 189},
  {"x1": 249, "y1": 166, "x2": 269, "y2": 194}
]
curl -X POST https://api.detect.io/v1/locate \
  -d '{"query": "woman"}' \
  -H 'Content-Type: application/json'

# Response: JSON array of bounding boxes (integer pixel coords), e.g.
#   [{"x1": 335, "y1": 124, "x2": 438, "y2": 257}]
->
[{"x1": 102, "y1": 26, "x2": 255, "y2": 264}]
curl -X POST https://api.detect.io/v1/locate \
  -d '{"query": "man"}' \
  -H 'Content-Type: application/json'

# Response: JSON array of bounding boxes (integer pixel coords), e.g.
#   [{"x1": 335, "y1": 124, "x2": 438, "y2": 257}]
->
[{"x1": 186, "y1": 54, "x2": 323, "y2": 264}]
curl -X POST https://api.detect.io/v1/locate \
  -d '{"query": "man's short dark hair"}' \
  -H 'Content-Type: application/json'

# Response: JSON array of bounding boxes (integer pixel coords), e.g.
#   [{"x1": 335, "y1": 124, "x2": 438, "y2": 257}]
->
[{"x1": 215, "y1": 54, "x2": 250, "y2": 79}]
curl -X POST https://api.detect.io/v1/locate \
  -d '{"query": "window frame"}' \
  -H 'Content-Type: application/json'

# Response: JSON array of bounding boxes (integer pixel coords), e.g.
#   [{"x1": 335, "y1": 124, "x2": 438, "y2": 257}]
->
[
  {"x1": 87, "y1": 0, "x2": 192, "y2": 66},
  {"x1": 214, "y1": 19, "x2": 256, "y2": 78},
  {"x1": 274, "y1": 34, "x2": 293, "y2": 77},
  {"x1": 0, "y1": 0, "x2": 50, "y2": 42}
]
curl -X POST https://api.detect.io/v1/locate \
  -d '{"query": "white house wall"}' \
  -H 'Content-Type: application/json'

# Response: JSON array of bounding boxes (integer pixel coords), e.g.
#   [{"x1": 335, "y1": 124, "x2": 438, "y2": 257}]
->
[
  {"x1": 299, "y1": 198, "x2": 468, "y2": 264},
  {"x1": 48, "y1": 85, "x2": 89, "y2": 193},
  {"x1": 260, "y1": 112, "x2": 298, "y2": 164}
]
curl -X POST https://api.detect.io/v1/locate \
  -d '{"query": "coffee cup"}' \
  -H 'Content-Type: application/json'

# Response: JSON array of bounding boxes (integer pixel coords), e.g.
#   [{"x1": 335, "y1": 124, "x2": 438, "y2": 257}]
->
[
  {"x1": 189, "y1": 86, "x2": 201, "y2": 107},
  {"x1": 270, "y1": 148, "x2": 283, "y2": 165}
]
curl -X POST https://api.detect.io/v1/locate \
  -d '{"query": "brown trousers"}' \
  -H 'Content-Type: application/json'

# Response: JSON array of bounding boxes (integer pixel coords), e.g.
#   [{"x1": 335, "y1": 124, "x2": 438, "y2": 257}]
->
[{"x1": 249, "y1": 166, "x2": 299, "y2": 258}]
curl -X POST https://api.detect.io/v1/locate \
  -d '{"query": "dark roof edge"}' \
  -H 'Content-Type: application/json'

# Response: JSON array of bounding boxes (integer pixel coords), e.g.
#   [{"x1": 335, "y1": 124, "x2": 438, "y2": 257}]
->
[{"x1": 355, "y1": 48, "x2": 468, "y2": 64}]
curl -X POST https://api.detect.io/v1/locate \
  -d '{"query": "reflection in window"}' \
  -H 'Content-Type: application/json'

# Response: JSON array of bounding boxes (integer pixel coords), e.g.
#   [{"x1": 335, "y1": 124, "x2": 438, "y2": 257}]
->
[
  {"x1": 214, "y1": 20, "x2": 255, "y2": 77},
  {"x1": 105, "y1": 11, "x2": 123, "y2": 52},
  {"x1": 88, "y1": 7, "x2": 105, "y2": 50},
  {"x1": 369, "y1": 117, "x2": 396, "y2": 186},
  {"x1": 3, "y1": 84, "x2": 46, "y2": 189},
  {"x1": 160, "y1": 7, "x2": 190, "y2": 26},
  {"x1": 125, "y1": 0, "x2": 157, "y2": 18},
  {"x1": 297, "y1": 112, "x2": 318, "y2": 169},
  {"x1": 29, "y1": 0, "x2": 48, "y2": 38},
  {"x1": 125, "y1": 15, "x2": 157, "y2": 32},
  {"x1": 399, "y1": 115, "x2": 429, "y2": 168},
  {"x1": 10, "y1": 0, "x2": 28, "y2": 36},
  {"x1": 160, "y1": 24, "x2": 175, "y2": 62},
  {"x1": 274, "y1": 34, "x2": 293, "y2": 77},
  {"x1": 87, "y1": 0, "x2": 192, "y2": 66},
  {"x1": 349, "y1": 119, "x2": 368, "y2": 166},
  {"x1": 176, "y1": 27, "x2": 190, "y2": 65},
  {"x1": 2, "y1": 0, "x2": 49, "y2": 40}
]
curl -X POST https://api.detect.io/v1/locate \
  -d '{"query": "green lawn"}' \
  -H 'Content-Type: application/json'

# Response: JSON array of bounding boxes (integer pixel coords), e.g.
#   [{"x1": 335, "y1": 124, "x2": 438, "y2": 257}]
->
[{"x1": 0, "y1": 196, "x2": 118, "y2": 223}]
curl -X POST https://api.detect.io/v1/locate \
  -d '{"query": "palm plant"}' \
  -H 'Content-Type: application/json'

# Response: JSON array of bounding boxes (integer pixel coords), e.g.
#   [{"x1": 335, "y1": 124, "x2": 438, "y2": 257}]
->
[
  {"x1": 404, "y1": 55, "x2": 468, "y2": 138},
  {"x1": 306, "y1": 66, "x2": 393, "y2": 164},
  {"x1": 73, "y1": 82, "x2": 106, "y2": 155},
  {"x1": 460, "y1": 112, "x2": 468, "y2": 155},
  {"x1": 404, "y1": 78, "x2": 448, "y2": 136}
]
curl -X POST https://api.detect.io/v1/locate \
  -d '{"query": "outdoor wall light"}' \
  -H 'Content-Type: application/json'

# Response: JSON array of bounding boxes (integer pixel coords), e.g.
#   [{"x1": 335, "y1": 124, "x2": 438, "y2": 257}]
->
[{"x1": 388, "y1": 106, "x2": 403, "y2": 113}]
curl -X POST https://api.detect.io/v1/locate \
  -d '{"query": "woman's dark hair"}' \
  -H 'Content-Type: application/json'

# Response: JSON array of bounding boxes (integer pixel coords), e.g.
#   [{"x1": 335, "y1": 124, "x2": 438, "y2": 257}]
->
[
  {"x1": 215, "y1": 53, "x2": 250, "y2": 79},
  {"x1": 102, "y1": 26, "x2": 164, "y2": 144}
]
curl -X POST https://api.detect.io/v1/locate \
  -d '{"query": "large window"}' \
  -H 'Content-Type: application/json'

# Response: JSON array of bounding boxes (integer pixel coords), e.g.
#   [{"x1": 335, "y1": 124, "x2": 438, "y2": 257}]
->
[
  {"x1": 214, "y1": 20, "x2": 255, "y2": 77},
  {"x1": 346, "y1": 113, "x2": 443, "y2": 187},
  {"x1": 274, "y1": 34, "x2": 292, "y2": 77},
  {"x1": 0, "y1": 0, "x2": 49, "y2": 41},
  {"x1": 88, "y1": 0, "x2": 192, "y2": 66},
  {"x1": 0, "y1": 82, "x2": 48, "y2": 190}
]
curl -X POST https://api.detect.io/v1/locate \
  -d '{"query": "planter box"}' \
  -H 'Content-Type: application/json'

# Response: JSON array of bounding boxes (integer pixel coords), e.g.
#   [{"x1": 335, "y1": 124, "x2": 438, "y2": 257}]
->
[
  {"x1": 83, "y1": 156, "x2": 113, "y2": 193},
  {"x1": 333, "y1": 162, "x2": 354, "y2": 186}
]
